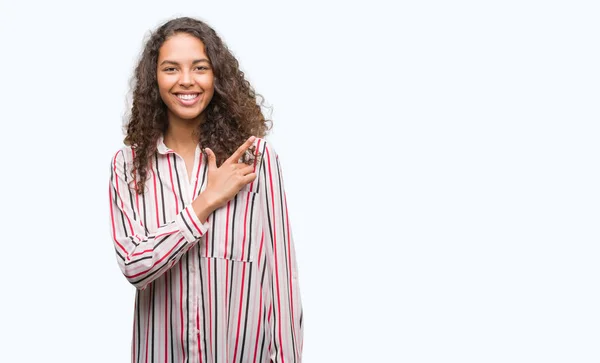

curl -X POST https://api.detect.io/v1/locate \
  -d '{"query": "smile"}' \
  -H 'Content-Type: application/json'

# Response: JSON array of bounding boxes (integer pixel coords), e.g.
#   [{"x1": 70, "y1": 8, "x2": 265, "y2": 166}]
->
[
  {"x1": 174, "y1": 93, "x2": 201, "y2": 106},
  {"x1": 176, "y1": 93, "x2": 200, "y2": 100}
]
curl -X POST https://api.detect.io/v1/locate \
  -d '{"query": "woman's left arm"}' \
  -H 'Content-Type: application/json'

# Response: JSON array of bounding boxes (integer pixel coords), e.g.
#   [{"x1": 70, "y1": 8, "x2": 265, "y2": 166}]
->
[{"x1": 258, "y1": 140, "x2": 304, "y2": 363}]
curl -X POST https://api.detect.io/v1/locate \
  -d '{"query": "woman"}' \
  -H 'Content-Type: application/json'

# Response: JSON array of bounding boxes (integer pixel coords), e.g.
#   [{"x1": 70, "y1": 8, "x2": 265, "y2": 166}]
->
[{"x1": 108, "y1": 17, "x2": 303, "y2": 363}]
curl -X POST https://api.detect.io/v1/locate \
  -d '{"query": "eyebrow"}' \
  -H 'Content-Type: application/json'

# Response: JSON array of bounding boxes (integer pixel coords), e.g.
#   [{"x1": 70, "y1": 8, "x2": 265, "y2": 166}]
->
[{"x1": 159, "y1": 59, "x2": 211, "y2": 66}]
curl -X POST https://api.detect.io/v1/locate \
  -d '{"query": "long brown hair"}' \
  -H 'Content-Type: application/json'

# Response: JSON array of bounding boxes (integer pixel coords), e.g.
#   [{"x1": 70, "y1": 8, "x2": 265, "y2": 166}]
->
[{"x1": 124, "y1": 17, "x2": 271, "y2": 194}]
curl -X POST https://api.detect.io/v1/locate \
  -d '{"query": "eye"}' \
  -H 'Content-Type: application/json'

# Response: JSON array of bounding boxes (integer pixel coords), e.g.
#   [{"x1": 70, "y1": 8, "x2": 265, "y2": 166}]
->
[
  {"x1": 163, "y1": 67, "x2": 177, "y2": 72},
  {"x1": 195, "y1": 66, "x2": 209, "y2": 71}
]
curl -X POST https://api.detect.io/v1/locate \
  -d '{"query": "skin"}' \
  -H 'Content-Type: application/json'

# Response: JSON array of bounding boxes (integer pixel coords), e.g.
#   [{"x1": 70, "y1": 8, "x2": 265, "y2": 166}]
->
[{"x1": 156, "y1": 32, "x2": 257, "y2": 222}]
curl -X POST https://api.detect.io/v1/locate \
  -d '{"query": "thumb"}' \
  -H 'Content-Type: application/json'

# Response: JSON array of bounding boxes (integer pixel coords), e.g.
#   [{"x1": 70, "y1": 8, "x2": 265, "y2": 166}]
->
[{"x1": 205, "y1": 148, "x2": 217, "y2": 171}]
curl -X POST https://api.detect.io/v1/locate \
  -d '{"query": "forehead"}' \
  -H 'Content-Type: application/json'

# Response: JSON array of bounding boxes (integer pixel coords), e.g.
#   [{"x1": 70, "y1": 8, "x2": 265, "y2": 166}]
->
[{"x1": 158, "y1": 33, "x2": 208, "y2": 61}]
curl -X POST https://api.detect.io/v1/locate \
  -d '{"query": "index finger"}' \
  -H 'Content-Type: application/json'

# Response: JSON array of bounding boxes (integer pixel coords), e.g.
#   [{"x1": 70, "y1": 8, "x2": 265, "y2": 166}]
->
[{"x1": 226, "y1": 136, "x2": 256, "y2": 164}]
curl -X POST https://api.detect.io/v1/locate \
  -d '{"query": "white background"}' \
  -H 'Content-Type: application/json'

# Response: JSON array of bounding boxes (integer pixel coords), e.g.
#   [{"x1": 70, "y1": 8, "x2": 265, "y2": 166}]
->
[{"x1": 0, "y1": 1, "x2": 598, "y2": 362}]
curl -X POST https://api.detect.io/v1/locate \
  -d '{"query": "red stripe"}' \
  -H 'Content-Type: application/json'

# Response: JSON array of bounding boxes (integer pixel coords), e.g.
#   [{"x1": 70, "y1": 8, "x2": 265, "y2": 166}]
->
[
  {"x1": 185, "y1": 207, "x2": 203, "y2": 234},
  {"x1": 132, "y1": 249, "x2": 153, "y2": 257},
  {"x1": 197, "y1": 298, "x2": 203, "y2": 363},
  {"x1": 124, "y1": 237, "x2": 185, "y2": 278},
  {"x1": 114, "y1": 151, "x2": 135, "y2": 235},
  {"x1": 164, "y1": 271, "x2": 169, "y2": 363},
  {"x1": 192, "y1": 152, "x2": 203, "y2": 197},
  {"x1": 252, "y1": 233, "x2": 265, "y2": 362},
  {"x1": 155, "y1": 230, "x2": 177, "y2": 239},
  {"x1": 223, "y1": 201, "x2": 231, "y2": 259},
  {"x1": 145, "y1": 285, "x2": 152, "y2": 363},
  {"x1": 266, "y1": 147, "x2": 286, "y2": 363},
  {"x1": 207, "y1": 258, "x2": 213, "y2": 357},
  {"x1": 251, "y1": 287, "x2": 263, "y2": 363},
  {"x1": 241, "y1": 192, "x2": 251, "y2": 260},
  {"x1": 167, "y1": 154, "x2": 180, "y2": 214},
  {"x1": 267, "y1": 305, "x2": 273, "y2": 354},
  {"x1": 179, "y1": 262, "x2": 186, "y2": 362},
  {"x1": 225, "y1": 259, "x2": 230, "y2": 363},
  {"x1": 109, "y1": 182, "x2": 127, "y2": 255},
  {"x1": 249, "y1": 139, "x2": 261, "y2": 191},
  {"x1": 258, "y1": 231, "x2": 264, "y2": 269}
]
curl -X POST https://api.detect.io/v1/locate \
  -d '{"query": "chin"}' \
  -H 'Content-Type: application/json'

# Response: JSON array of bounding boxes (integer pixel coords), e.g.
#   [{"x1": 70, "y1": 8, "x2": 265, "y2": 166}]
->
[{"x1": 172, "y1": 107, "x2": 205, "y2": 121}]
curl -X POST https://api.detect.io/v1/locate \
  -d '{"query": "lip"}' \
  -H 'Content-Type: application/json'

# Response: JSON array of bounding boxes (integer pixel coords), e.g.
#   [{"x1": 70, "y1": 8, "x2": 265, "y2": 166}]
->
[{"x1": 173, "y1": 92, "x2": 201, "y2": 107}]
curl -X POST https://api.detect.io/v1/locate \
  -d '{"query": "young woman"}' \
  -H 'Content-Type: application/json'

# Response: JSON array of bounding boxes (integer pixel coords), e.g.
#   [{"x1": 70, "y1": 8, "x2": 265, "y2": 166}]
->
[{"x1": 108, "y1": 17, "x2": 303, "y2": 363}]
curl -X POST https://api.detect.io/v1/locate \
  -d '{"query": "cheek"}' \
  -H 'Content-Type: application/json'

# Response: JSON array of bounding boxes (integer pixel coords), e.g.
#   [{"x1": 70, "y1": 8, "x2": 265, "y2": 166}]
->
[
  {"x1": 157, "y1": 75, "x2": 173, "y2": 94},
  {"x1": 198, "y1": 75, "x2": 215, "y2": 91}
]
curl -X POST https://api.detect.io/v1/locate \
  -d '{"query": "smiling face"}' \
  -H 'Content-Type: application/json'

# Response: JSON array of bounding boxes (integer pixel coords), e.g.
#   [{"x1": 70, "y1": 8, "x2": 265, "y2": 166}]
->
[{"x1": 157, "y1": 32, "x2": 215, "y2": 125}]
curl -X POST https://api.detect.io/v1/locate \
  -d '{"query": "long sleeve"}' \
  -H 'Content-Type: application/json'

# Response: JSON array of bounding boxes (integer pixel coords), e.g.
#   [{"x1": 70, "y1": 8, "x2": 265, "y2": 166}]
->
[
  {"x1": 259, "y1": 141, "x2": 304, "y2": 363},
  {"x1": 108, "y1": 149, "x2": 209, "y2": 290}
]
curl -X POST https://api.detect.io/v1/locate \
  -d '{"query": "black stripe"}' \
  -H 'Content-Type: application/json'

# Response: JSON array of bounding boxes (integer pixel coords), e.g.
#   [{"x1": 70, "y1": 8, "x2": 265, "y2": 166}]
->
[
  {"x1": 299, "y1": 308, "x2": 303, "y2": 329},
  {"x1": 124, "y1": 255, "x2": 152, "y2": 266},
  {"x1": 168, "y1": 269, "x2": 174, "y2": 363},
  {"x1": 186, "y1": 253, "x2": 190, "y2": 361},
  {"x1": 114, "y1": 248, "x2": 125, "y2": 261},
  {"x1": 153, "y1": 235, "x2": 170, "y2": 250},
  {"x1": 229, "y1": 195, "x2": 238, "y2": 260},
  {"x1": 258, "y1": 258, "x2": 268, "y2": 362},
  {"x1": 172, "y1": 155, "x2": 186, "y2": 209},
  {"x1": 246, "y1": 193, "x2": 257, "y2": 260},
  {"x1": 179, "y1": 211, "x2": 198, "y2": 239},
  {"x1": 262, "y1": 163, "x2": 274, "y2": 250},
  {"x1": 115, "y1": 236, "x2": 168, "y2": 266},
  {"x1": 260, "y1": 259, "x2": 267, "y2": 285},
  {"x1": 111, "y1": 165, "x2": 130, "y2": 239},
  {"x1": 211, "y1": 215, "x2": 217, "y2": 256},
  {"x1": 255, "y1": 142, "x2": 267, "y2": 193},
  {"x1": 238, "y1": 262, "x2": 253, "y2": 362},
  {"x1": 155, "y1": 153, "x2": 167, "y2": 225},
  {"x1": 258, "y1": 315, "x2": 266, "y2": 363},
  {"x1": 128, "y1": 236, "x2": 140, "y2": 246},
  {"x1": 198, "y1": 249, "x2": 209, "y2": 363},
  {"x1": 131, "y1": 242, "x2": 189, "y2": 286},
  {"x1": 197, "y1": 157, "x2": 209, "y2": 198},
  {"x1": 227, "y1": 262, "x2": 234, "y2": 332},
  {"x1": 213, "y1": 258, "x2": 218, "y2": 363},
  {"x1": 271, "y1": 275, "x2": 280, "y2": 360},
  {"x1": 124, "y1": 154, "x2": 138, "y2": 222},
  {"x1": 150, "y1": 283, "x2": 155, "y2": 363},
  {"x1": 124, "y1": 234, "x2": 171, "y2": 266},
  {"x1": 136, "y1": 292, "x2": 141, "y2": 363},
  {"x1": 142, "y1": 188, "x2": 148, "y2": 234}
]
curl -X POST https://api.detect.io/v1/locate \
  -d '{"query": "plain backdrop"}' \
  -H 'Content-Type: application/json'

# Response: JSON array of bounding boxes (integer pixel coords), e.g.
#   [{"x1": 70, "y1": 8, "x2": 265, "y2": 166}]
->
[{"x1": 0, "y1": 0, "x2": 599, "y2": 362}]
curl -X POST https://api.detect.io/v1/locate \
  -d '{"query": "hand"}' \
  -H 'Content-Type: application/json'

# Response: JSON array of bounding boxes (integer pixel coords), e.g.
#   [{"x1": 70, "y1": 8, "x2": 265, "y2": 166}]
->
[{"x1": 201, "y1": 136, "x2": 258, "y2": 209}]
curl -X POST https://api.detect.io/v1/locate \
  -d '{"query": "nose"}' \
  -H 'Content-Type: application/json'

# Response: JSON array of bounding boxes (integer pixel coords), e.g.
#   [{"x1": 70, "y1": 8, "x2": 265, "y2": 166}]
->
[{"x1": 179, "y1": 70, "x2": 193, "y2": 87}]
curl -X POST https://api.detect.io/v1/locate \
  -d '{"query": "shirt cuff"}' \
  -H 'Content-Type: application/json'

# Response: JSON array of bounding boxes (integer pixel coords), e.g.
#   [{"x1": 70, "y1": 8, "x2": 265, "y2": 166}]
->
[{"x1": 175, "y1": 204, "x2": 210, "y2": 243}]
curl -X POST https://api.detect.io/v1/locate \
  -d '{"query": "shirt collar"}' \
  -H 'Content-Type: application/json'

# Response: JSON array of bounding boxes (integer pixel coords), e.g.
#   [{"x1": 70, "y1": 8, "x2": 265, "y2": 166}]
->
[
  {"x1": 156, "y1": 135, "x2": 173, "y2": 155},
  {"x1": 156, "y1": 135, "x2": 202, "y2": 155}
]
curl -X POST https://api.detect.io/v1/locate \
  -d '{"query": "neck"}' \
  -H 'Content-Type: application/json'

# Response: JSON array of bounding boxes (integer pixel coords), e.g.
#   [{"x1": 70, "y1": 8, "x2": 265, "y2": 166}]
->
[{"x1": 163, "y1": 113, "x2": 203, "y2": 154}]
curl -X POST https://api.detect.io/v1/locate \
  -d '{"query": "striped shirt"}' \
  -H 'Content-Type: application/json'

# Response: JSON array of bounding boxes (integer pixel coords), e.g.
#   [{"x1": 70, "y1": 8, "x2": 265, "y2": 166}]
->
[{"x1": 108, "y1": 136, "x2": 303, "y2": 363}]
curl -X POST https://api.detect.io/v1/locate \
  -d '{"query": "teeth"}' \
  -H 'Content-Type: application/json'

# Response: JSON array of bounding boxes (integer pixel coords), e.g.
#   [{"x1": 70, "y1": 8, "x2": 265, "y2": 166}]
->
[{"x1": 177, "y1": 94, "x2": 199, "y2": 100}]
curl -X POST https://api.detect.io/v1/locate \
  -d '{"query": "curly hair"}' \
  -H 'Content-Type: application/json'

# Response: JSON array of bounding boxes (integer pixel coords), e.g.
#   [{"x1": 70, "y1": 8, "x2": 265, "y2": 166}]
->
[{"x1": 124, "y1": 17, "x2": 271, "y2": 195}]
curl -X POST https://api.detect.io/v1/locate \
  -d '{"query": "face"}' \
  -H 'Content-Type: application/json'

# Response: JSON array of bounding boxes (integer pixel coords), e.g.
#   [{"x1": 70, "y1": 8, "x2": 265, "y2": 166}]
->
[{"x1": 157, "y1": 32, "x2": 215, "y2": 124}]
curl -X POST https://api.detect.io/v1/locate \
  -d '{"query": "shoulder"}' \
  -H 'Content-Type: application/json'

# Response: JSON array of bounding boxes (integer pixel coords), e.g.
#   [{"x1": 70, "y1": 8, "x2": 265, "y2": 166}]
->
[
  {"x1": 109, "y1": 145, "x2": 135, "y2": 172},
  {"x1": 254, "y1": 137, "x2": 279, "y2": 159}
]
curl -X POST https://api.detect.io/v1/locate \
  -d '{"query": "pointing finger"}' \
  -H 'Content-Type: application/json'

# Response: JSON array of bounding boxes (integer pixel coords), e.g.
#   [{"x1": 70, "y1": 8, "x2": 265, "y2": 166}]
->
[{"x1": 225, "y1": 136, "x2": 256, "y2": 165}]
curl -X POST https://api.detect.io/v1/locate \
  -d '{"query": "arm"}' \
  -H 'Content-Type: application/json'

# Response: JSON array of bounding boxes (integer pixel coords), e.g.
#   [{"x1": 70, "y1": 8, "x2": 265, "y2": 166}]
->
[
  {"x1": 259, "y1": 141, "x2": 304, "y2": 362},
  {"x1": 108, "y1": 149, "x2": 210, "y2": 290}
]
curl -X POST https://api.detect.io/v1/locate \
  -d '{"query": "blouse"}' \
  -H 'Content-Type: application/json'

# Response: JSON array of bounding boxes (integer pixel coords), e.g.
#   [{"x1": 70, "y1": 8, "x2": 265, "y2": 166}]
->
[{"x1": 108, "y1": 136, "x2": 303, "y2": 363}]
